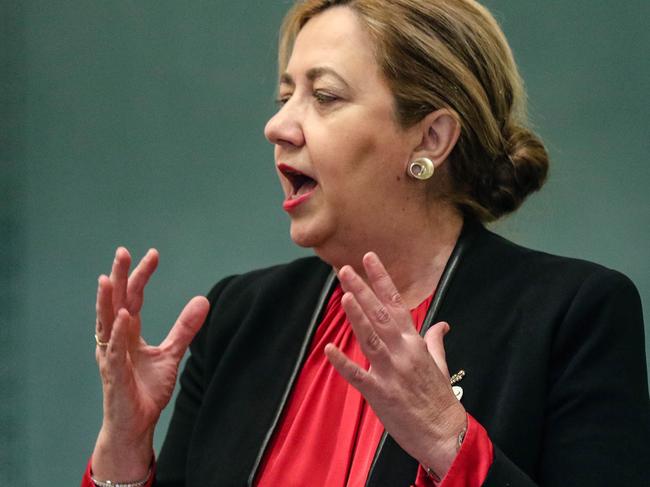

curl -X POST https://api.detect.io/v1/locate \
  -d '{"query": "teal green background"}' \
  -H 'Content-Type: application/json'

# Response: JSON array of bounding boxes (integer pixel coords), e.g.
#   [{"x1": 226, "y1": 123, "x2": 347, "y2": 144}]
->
[{"x1": 2, "y1": 1, "x2": 648, "y2": 485}]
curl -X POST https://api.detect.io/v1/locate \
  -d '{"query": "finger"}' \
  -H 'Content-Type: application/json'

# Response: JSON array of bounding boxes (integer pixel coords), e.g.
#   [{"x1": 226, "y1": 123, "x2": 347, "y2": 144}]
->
[
  {"x1": 362, "y1": 252, "x2": 414, "y2": 327},
  {"x1": 126, "y1": 249, "x2": 159, "y2": 315},
  {"x1": 160, "y1": 296, "x2": 210, "y2": 360},
  {"x1": 338, "y1": 265, "x2": 404, "y2": 349},
  {"x1": 324, "y1": 343, "x2": 377, "y2": 397},
  {"x1": 110, "y1": 247, "x2": 132, "y2": 313},
  {"x1": 96, "y1": 274, "x2": 115, "y2": 343},
  {"x1": 124, "y1": 313, "x2": 144, "y2": 352},
  {"x1": 340, "y1": 292, "x2": 391, "y2": 371},
  {"x1": 103, "y1": 309, "x2": 131, "y2": 383},
  {"x1": 423, "y1": 321, "x2": 451, "y2": 379}
]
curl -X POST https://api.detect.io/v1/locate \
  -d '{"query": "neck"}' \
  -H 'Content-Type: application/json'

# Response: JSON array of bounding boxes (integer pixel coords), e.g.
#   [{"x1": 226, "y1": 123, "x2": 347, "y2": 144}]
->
[{"x1": 316, "y1": 205, "x2": 464, "y2": 308}]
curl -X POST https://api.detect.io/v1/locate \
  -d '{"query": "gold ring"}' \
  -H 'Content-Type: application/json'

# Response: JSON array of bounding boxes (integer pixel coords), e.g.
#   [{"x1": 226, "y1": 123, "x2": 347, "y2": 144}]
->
[{"x1": 95, "y1": 333, "x2": 109, "y2": 348}]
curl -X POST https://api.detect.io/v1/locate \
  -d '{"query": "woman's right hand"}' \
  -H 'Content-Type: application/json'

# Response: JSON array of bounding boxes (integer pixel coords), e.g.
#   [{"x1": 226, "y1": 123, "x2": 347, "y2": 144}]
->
[{"x1": 91, "y1": 247, "x2": 210, "y2": 481}]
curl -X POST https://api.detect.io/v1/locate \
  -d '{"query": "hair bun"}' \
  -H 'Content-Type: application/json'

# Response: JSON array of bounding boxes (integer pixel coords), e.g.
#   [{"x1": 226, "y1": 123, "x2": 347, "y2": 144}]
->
[{"x1": 479, "y1": 125, "x2": 549, "y2": 220}]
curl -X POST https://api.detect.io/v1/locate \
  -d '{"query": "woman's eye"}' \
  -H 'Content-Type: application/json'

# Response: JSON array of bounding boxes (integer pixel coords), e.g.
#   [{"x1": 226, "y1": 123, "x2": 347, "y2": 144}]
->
[
  {"x1": 275, "y1": 95, "x2": 291, "y2": 107},
  {"x1": 313, "y1": 91, "x2": 339, "y2": 105}
]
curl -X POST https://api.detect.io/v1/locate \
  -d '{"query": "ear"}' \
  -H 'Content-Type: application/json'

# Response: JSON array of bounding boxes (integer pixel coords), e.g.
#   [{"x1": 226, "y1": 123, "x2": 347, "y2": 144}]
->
[{"x1": 411, "y1": 109, "x2": 461, "y2": 169}]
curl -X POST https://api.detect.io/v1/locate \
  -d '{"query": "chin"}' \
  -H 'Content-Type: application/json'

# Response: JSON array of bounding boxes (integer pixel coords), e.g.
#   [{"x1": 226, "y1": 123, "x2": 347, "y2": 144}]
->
[
  {"x1": 289, "y1": 226, "x2": 320, "y2": 249},
  {"x1": 289, "y1": 220, "x2": 331, "y2": 250}
]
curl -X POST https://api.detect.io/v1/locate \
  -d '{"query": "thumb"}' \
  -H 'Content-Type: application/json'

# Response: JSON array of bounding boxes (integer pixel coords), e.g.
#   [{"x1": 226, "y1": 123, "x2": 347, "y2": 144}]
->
[
  {"x1": 161, "y1": 296, "x2": 210, "y2": 360},
  {"x1": 424, "y1": 321, "x2": 451, "y2": 379}
]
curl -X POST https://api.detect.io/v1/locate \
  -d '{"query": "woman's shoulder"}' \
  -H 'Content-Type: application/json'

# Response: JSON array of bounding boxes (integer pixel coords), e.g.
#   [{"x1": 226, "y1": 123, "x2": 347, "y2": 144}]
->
[
  {"x1": 189, "y1": 256, "x2": 332, "y2": 355},
  {"x1": 473, "y1": 224, "x2": 637, "y2": 293},
  {"x1": 452, "y1": 223, "x2": 643, "y2": 327}
]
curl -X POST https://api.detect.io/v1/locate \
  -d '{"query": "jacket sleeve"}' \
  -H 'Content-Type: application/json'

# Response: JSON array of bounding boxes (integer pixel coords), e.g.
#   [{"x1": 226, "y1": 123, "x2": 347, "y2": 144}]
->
[{"x1": 483, "y1": 268, "x2": 650, "y2": 486}]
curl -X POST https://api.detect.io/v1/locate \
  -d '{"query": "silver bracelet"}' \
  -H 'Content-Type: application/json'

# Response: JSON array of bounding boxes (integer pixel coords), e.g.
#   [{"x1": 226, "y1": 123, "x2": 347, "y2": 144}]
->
[{"x1": 90, "y1": 468, "x2": 151, "y2": 487}]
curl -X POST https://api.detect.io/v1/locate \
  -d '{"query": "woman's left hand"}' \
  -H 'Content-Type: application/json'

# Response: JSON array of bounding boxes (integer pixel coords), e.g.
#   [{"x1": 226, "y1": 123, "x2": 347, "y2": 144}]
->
[{"x1": 325, "y1": 251, "x2": 467, "y2": 478}]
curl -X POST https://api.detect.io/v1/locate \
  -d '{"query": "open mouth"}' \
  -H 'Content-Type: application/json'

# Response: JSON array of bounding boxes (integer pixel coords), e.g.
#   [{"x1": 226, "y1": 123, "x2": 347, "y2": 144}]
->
[{"x1": 278, "y1": 163, "x2": 318, "y2": 199}]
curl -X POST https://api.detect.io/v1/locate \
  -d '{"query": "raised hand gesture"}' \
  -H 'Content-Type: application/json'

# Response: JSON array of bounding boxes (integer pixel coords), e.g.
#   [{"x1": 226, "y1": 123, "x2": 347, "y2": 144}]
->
[
  {"x1": 91, "y1": 248, "x2": 209, "y2": 481},
  {"x1": 325, "y1": 252, "x2": 467, "y2": 480}
]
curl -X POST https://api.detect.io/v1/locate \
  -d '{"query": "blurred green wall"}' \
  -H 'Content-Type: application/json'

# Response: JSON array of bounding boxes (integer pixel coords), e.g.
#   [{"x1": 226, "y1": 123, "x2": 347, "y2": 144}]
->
[{"x1": 2, "y1": 1, "x2": 648, "y2": 485}]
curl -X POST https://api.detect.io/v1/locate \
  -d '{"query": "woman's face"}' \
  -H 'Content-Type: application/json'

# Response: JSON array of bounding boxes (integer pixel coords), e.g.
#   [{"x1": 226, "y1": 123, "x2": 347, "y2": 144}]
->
[{"x1": 264, "y1": 6, "x2": 423, "y2": 258}]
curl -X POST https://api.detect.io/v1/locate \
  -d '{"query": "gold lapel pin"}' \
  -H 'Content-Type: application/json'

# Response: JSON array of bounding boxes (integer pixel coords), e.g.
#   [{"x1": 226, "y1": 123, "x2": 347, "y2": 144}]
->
[{"x1": 450, "y1": 369, "x2": 466, "y2": 401}]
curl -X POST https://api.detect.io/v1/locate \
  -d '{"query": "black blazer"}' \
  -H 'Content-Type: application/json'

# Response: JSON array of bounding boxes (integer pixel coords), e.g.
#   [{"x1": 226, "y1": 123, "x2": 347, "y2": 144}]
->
[{"x1": 156, "y1": 222, "x2": 650, "y2": 486}]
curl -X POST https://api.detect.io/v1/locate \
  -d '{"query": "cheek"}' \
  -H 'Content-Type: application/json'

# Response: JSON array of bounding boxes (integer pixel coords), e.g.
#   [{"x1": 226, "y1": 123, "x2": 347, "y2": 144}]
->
[
  {"x1": 343, "y1": 129, "x2": 409, "y2": 181},
  {"x1": 309, "y1": 111, "x2": 410, "y2": 185}
]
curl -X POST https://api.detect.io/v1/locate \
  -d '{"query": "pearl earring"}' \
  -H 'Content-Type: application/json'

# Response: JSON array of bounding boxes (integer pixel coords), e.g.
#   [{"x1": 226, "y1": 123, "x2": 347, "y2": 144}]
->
[{"x1": 407, "y1": 157, "x2": 435, "y2": 180}]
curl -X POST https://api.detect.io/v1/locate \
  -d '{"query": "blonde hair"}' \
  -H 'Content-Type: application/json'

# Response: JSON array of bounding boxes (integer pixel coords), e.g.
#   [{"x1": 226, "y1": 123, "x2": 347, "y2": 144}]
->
[{"x1": 278, "y1": 0, "x2": 549, "y2": 221}]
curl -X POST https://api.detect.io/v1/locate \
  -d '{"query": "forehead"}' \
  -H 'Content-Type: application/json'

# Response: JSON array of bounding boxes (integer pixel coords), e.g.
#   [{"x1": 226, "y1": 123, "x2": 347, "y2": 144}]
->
[{"x1": 284, "y1": 6, "x2": 380, "y2": 82}]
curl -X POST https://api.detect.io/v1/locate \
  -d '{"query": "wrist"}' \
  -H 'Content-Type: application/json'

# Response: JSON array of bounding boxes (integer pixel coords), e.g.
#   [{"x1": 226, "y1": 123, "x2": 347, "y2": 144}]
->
[
  {"x1": 92, "y1": 426, "x2": 154, "y2": 481},
  {"x1": 421, "y1": 408, "x2": 468, "y2": 481}
]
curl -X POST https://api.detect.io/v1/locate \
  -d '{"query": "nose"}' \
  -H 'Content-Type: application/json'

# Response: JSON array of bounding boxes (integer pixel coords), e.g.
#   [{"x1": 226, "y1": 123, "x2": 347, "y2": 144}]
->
[{"x1": 264, "y1": 101, "x2": 305, "y2": 148}]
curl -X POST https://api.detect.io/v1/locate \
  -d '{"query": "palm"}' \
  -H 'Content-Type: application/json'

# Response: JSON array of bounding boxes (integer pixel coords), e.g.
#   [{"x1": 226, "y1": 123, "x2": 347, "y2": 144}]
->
[{"x1": 131, "y1": 344, "x2": 179, "y2": 415}]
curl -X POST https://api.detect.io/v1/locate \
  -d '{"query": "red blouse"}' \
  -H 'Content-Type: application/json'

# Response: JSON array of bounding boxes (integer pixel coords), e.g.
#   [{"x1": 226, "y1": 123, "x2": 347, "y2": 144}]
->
[{"x1": 82, "y1": 285, "x2": 493, "y2": 487}]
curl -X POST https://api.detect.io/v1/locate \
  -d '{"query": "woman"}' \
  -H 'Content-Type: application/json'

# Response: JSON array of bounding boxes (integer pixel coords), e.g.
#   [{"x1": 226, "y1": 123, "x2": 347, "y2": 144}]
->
[{"x1": 83, "y1": 1, "x2": 650, "y2": 486}]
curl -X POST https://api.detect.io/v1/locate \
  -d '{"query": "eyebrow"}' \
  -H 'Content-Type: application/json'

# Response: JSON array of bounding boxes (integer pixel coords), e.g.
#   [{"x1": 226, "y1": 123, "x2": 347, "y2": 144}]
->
[{"x1": 280, "y1": 67, "x2": 350, "y2": 89}]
